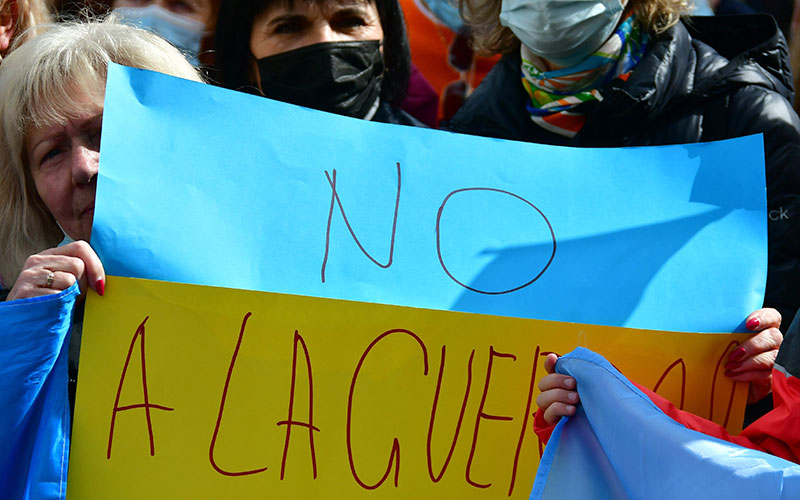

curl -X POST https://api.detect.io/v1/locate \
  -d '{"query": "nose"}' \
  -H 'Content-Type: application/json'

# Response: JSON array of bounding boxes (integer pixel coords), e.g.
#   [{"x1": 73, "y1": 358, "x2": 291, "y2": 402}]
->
[
  {"x1": 307, "y1": 24, "x2": 347, "y2": 45},
  {"x1": 71, "y1": 144, "x2": 99, "y2": 186}
]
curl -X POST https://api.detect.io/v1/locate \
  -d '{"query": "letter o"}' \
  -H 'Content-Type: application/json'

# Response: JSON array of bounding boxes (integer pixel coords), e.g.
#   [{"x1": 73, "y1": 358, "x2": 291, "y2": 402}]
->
[{"x1": 435, "y1": 188, "x2": 556, "y2": 294}]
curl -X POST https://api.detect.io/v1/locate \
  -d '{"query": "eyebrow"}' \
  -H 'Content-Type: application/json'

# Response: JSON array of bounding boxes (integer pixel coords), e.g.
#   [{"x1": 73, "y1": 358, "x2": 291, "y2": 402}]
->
[
  {"x1": 266, "y1": 13, "x2": 307, "y2": 27},
  {"x1": 29, "y1": 114, "x2": 103, "y2": 156}
]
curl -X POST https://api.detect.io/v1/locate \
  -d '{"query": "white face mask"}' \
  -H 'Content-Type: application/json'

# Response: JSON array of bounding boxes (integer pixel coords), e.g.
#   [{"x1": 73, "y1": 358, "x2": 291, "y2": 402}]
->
[
  {"x1": 115, "y1": 5, "x2": 205, "y2": 64},
  {"x1": 499, "y1": 0, "x2": 625, "y2": 68}
]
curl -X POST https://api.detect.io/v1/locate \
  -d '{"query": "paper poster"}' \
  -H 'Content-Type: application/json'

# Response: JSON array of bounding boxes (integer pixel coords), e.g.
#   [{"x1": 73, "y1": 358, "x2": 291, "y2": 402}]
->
[
  {"x1": 67, "y1": 277, "x2": 749, "y2": 499},
  {"x1": 91, "y1": 64, "x2": 767, "y2": 333}
]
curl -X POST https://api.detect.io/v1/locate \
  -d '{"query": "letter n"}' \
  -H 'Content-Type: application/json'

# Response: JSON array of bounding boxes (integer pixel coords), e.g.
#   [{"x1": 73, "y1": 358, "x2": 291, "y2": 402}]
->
[
  {"x1": 320, "y1": 163, "x2": 401, "y2": 282},
  {"x1": 107, "y1": 316, "x2": 174, "y2": 459}
]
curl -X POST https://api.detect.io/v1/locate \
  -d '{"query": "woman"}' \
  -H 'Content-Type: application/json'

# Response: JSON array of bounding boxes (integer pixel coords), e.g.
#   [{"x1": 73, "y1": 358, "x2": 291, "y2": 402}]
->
[
  {"x1": 0, "y1": 18, "x2": 202, "y2": 497},
  {"x1": 96, "y1": 0, "x2": 219, "y2": 65},
  {"x1": 0, "y1": 19, "x2": 203, "y2": 294},
  {"x1": 535, "y1": 307, "x2": 800, "y2": 464},
  {"x1": 214, "y1": 0, "x2": 423, "y2": 125},
  {"x1": 448, "y1": 2, "x2": 800, "y2": 334}
]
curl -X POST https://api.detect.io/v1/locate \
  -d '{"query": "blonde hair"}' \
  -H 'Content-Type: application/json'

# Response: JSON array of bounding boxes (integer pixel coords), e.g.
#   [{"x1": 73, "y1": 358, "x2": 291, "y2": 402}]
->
[
  {"x1": 0, "y1": 17, "x2": 203, "y2": 286},
  {"x1": 460, "y1": 0, "x2": 693, "y2": 55}
]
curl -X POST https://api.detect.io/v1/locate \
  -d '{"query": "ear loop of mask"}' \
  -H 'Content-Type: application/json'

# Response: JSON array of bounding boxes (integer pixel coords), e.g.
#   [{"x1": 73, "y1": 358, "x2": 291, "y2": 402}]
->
[{"x1": 247, "y1": 50, "x2": 267, "y2": 97}]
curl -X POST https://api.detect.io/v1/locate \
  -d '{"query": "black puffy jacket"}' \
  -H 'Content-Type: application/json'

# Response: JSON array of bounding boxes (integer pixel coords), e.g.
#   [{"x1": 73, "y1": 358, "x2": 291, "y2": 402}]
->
[{"x1": 448, "y1": 15, "x2": 800, "y2": 329}]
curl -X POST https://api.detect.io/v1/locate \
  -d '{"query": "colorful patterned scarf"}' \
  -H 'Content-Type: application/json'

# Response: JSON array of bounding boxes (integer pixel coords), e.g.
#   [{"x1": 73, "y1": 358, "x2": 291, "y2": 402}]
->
[{"x1": 520, "y1": 15, "x2": 648, "y2": 138}]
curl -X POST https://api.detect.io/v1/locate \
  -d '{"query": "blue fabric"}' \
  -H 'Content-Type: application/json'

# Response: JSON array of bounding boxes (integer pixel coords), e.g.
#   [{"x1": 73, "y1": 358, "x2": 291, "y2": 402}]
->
[
  {"x1": 531, "y1": 347, "x2": 800, "y2": 499},
  {"x1": 0, "y1": 283, "x2": 79, "y2": 500}
]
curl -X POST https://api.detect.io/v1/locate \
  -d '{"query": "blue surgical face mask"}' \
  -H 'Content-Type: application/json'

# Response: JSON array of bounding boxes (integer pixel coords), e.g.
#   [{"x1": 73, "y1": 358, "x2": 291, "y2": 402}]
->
[
  {"x1": 115, "y1": 5, "x2": 205, "y2": 64},
  {"x1": 499, "y1": 0, "x2": 625, "y2": 68}
]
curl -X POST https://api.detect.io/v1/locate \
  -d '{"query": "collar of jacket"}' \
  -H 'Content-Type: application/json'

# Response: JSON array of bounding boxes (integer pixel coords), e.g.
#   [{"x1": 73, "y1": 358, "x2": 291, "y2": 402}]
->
[
  {"x1": 576, "y1": 14, "x2": 792, "y2": 143},
  {"x1": 575, "y1": 21, "x2": 696, "y2": 143}
]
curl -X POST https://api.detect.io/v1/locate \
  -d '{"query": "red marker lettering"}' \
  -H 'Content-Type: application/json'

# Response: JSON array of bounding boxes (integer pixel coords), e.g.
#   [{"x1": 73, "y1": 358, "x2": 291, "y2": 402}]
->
[
  {"x1": 347, "y1": 328, "x2": 429, "y2": 489},
  {"x1": 277, "y1": 331, "x2": 320, "y2": 480},
  {"x1": 466, "y1": 346, "x2": 516, "y2": 488},
  {"x1": 107, "y1": 316, "x2": 174, "y2": 459}
]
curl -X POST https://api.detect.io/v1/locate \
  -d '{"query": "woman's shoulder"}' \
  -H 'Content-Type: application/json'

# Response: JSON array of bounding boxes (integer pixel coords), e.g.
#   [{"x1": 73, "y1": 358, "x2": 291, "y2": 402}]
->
[
  {"x1": 443, "y1": 52, "x2": 544, "y2": 141},
  {"x1": 685, "y1": 15, "x2": 793, "y2": 103}
]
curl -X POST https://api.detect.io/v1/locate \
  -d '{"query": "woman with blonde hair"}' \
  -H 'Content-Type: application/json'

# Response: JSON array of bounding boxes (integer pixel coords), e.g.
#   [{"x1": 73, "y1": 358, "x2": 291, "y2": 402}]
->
[
  {"x1": 0, "y1": 0, "x2": 51, "y2": 60},
  {"x1": 0, "y1": 18, "x2": 202, "y2": 498}
]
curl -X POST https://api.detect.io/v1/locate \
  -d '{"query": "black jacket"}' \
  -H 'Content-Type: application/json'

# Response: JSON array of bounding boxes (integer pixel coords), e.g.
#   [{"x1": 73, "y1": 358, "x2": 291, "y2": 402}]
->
[
  {"x1": 374, "y1": 100, "x2": 426, "y2": 127},
  {"x1": 448, "y1": 15, "x2": 800, "y2": 329}
]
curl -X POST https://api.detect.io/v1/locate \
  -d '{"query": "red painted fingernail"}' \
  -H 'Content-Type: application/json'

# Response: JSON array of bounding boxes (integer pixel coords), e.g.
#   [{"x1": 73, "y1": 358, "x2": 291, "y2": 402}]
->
[
  {"x1": 725, "y1": 362, "x2": 740, "y2": 371},
  {"x1": 724, "y1": 370, "x2": 735, "y2": 377},
  {"x1": 729, "y1": 346, "x2": 746, "y2": 362},
  {"x1": 96, "y1": 278, "x2": 105, "y2": 296},
  {"x1": 746, "y1": 317, "x2": 760, "y2": 330}
]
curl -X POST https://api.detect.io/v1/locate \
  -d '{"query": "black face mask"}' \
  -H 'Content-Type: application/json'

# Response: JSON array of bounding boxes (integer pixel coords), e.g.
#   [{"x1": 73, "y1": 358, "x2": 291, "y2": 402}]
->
[{"x1": 255, "y1": 40, "x2": 384, "y2": 119}]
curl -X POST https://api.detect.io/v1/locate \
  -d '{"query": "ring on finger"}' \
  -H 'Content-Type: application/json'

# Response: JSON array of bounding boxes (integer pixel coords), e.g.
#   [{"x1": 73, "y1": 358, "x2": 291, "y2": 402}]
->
[{"x1": 45, "y1": 270, "x2": 55, "y2": 288}]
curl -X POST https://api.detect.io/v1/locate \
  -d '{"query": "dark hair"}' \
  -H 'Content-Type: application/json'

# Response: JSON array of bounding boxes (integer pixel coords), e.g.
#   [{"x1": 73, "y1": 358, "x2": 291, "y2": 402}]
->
[{"x1": 214, "y1": 0, "x2": 410, "y2": 105}]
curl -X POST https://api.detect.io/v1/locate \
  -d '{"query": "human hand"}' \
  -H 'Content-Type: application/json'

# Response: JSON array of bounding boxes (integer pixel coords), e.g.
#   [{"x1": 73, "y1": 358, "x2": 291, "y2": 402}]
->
[
  {"x1": 725, "y1": 308, "x2": 783, "y2": 404},
  {"x1": 6, "y1": 240, "x2": 105, "y2": 301},
  {"x1": 536, "y1": 353, "x2": 579, "y2": 425}
]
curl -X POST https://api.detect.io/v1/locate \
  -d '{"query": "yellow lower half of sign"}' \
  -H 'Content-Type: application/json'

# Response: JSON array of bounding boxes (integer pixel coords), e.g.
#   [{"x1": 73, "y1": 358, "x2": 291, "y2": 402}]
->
[{"x1": 68, "y1": 276, "x2": 749, "y2": 499}]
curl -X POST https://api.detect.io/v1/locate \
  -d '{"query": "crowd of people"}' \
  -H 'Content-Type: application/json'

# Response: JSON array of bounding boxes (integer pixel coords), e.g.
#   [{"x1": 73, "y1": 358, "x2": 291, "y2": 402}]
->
[{"x1": 1, "y1": 0, "x2": 800, "y2": 494}]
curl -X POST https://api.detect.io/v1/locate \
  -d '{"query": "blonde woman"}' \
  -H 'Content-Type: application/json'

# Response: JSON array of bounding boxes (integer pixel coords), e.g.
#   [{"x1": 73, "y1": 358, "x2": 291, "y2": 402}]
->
[{"x1": 0, "y1": 18, "x2": 202, "y2": 497}]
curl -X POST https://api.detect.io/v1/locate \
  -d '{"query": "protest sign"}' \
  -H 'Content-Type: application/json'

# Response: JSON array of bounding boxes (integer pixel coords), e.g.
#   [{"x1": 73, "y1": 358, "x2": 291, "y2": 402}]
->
[
  {"x1": 67, "y1": 277, "x2": 749, "y2": 499},
  {"x1": 66, "y1": 65, "x2": 768, "y2": 498},
  {"x1": 91, "y1": 64, "x2": 767, "y2": 333}
]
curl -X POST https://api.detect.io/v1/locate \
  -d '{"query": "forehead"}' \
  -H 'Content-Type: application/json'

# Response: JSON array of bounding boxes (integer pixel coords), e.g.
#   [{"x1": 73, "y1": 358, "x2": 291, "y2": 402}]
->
[{"x1": 258, "y1": 0, "x2": 376, "y2": 15}]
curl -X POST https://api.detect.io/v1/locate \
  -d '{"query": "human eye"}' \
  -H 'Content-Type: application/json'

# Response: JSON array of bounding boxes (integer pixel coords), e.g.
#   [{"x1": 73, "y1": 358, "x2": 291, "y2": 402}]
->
[
  {"x1": 333, "y1": 12, "x2": 368, "y2": 30},
  {"x1": 272, "y1": 16, "x2": 307, "y2": 35},
  {"x1": 36, "y1": 147, "x2": 64, "y2": 169},
  {"x1": 168, "y1": 0, "x2": 196, "y2": 15},
  {"x1": 89, "y1": 128, "x2": 102, "y2": 151}
]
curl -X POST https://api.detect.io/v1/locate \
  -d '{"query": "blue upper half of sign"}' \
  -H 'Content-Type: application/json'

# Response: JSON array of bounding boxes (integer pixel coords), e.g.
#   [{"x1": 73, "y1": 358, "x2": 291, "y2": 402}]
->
[{"x1": 93, "y1": 64, "x2": 767, "y2": 333}]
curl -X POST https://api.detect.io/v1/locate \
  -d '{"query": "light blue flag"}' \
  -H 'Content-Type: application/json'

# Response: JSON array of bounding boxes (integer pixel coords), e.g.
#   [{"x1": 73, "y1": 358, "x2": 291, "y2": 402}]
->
[
  {"x1": 93, "y1": 64, "x2": 767, "y2": 333},
  {"x1": 0, "y1": 284, "x2": 79, "y2": 500},
  {"x1": 531, "y1": 347, "x2": 800, "y2": 500}
]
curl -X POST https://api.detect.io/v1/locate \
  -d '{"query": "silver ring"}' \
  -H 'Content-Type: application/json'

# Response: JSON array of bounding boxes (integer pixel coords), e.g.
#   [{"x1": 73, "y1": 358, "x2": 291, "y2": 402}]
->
[{"x1": 45, "y1": 271, "x2": 55, "y2": 288}]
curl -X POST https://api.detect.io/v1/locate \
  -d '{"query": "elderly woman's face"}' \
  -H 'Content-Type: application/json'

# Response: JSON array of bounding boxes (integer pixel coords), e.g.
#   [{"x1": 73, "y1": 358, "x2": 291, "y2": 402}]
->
[
  {"x1": 26, "y1": 108, "x2": 102, "y2": 242},
  {"x1": 249, "y1": 0, "x2": 383, "y2": 59}
]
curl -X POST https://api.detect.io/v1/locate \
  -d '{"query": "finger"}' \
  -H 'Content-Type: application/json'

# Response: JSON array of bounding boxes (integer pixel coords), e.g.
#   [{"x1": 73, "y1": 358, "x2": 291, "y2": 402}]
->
[
  {"x1": 727, "y1": 368, "x2": 773, "y2": 385},
  {"x1": 745, "y1": 308, "x2": 782, "y2": 331},
  {"x1": 24, "y1": 253, "x2": 87, "y2": 293},
  {"x1": 728, "y1": 328, "x2": 782, "y2": 363},
  {"x1": 6, "y1": 281, "x2": 63, "y2": 300},
  {"x1": 24, "y1": 253, "x2": 85, "y2": 278},
  {"x1": 41, "y1": 240, "x2": 105, "y2": 295},
  {"x1": 726, "y1": 348, "x2": 779, "y2": 374},
  {"x1": 543, "y1": 402, "x2": 577, "y2": 425},
  {"x1": 536, "y1": 387, "x2": 579, "y2": 411},
  {"x1": 538, "y1": 373, "x2": 576, "y2": 392},
  {"x1": 544, "y1": 353, "x2": 559, "y2": 374},
  {"x1": 49, "y1": 270, "x2": 79, "y2": 291},
  {"x1": 725, "y1": 355, "x2": 775, "y2": 377}
]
